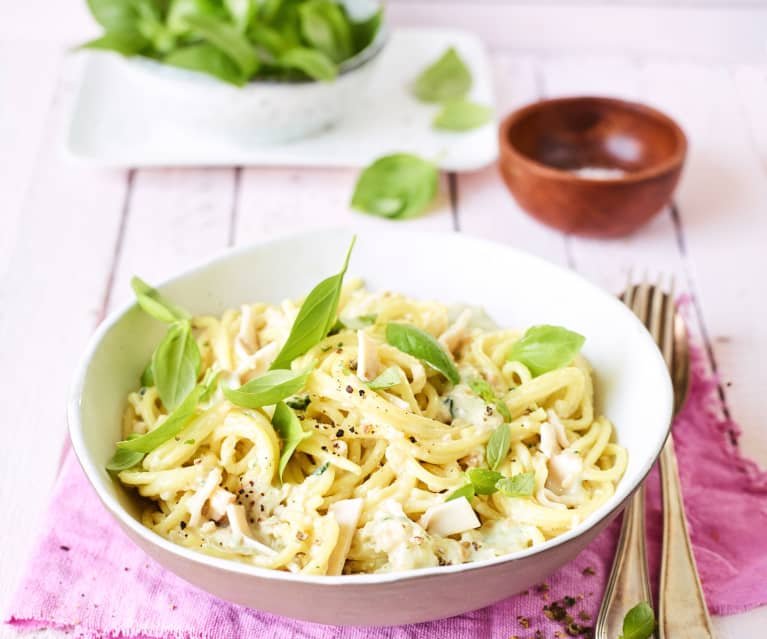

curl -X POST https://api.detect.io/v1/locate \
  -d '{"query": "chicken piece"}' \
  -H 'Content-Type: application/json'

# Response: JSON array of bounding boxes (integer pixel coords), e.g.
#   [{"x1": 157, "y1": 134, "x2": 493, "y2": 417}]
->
[
  {"x1": 326, "y1": 498, "x2": 364, "y2": 575},
  {"x1": 206, "y1": 487, "x2": 235, "y2": 522},
  {"x1": 356, "y1": 330, "x2": 380, "y2": 382},
  {"x1": 419, "y1": 498, "x2": 481, "y2": 537},
  {"x1": 187, "y1": 468, "x2": 223, "y2": 528},
  {"x1": 226, "y1": 504, "x2": 277, "y2": 556},
  {"x1": 438, "y1": 309, "x2": 473, "y2": 356}
]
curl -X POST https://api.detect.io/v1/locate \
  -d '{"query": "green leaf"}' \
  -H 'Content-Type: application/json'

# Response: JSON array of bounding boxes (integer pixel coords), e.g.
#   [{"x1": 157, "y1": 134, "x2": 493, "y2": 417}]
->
[
  {"x1": 131, "y1": 276, "x2": 190, "y2": 323},
  {"x1": 199, "y1": 367, "x2": 221, "y2": 402},
  {"x1": 140, "y1": 360, "x2": 155, "y2": 387},
  {"x1": 619, "y1": 602, "x2": 656, "y2": 639},
  {"x1": 298, "y1": 0, "x2": 353, "y2": 63},
  {"x1": 466, "y1": 468, "x2": 503, "y2": 495},
  {"x1": 286, "y1": 395, "x2": 311, "y2": 411},
  {"x1": 223, "y1": 368, "x2": 312, "y2": 409},
  {"x1": 351, "y1": 154, "x2": 438, "y2": 220},
  {"x1": 183, "y1": 13, "x2": 259, "y2": 76},
  {"x1": 86, "y1": 0, "x2": 148, "y2": 32},
  {"x1": 153, "y1": 321, "x2": 201, "y2": 410},
  {"x1": 367, "y1": 366, "x2": 401, "y2": 390},
  {"x1": 468, "y1": 378, "x2": 511, "y2": 421},
  {"x1": 413, "y1": 46, "x2": 472, "y2": 103},
  {"x1": 106, "y1": 446, "x2": 145, "y2": 471},
  {"x1": 446, "y1": 483, "x2": 475, "y2": 502},
  {"x1": 486, "y1": 424, "x2": 511, "y2": 472},
  {"x1": 117, "y1": 385, "x2": 204, "y2": 453},
  {"x1": 279, "y1": 47, "x2": 337, "y2": 81},
  {"x1": 164, "y1": 42, "x2": 246, "y2": 86},
  {"x1": 225, "y1": 0, "x2": 256, "y2": 32},
  {"x1": 434, "y1": 99, "x2": 493, "y2": 131},
  {"x1": 385, "y1": 322, "x2": 459, "y2": 385},
  {"x1": 496, "y1": 472, "x2": 535, "y2": 497},
  {"x1": 347, "y1": 7, "x2": 382, "y2": 54},
  {"x1": 507, "y1": 325, "x2": 585, "y2": 377},
  {"x1": 80, "y1": 30, "x2": 149, "y2": 55},
  {"x1": 250, "y1": 23, "x2": 292, "y2": 57},
  {"x1": 270, "y1": 237, "x2": 356, "y2": 370},
  {"x1": 166, "y1": 0, "x2": 223, "y2": 35},
  {"x1": 329, "y1": 314, "x2": 377, "y2": 335},
  {"x1": 272, "y1": 401, "x2": 312, "y2": 482}
]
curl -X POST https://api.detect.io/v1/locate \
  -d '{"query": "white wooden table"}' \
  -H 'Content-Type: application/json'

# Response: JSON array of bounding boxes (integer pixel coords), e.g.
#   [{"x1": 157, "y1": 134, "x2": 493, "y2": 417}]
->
[{"x1": 2, "y1": 2, "x2": 766, "y2": 637}]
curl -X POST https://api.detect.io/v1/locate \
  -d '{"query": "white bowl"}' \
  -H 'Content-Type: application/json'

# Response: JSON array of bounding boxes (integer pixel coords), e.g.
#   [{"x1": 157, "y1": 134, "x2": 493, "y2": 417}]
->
[
  {"x1": 68, "y1": 228, "x2": 672, "y2": 626},
  {"x1": 114, "y1": 10, "x2": 387, "y2": 144}
]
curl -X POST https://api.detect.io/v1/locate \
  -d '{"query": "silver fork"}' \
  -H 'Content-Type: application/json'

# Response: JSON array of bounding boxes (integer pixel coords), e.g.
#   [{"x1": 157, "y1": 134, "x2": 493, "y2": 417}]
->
[{"x1": 595, "y1": 276, "x2": 715, "y2": 639}]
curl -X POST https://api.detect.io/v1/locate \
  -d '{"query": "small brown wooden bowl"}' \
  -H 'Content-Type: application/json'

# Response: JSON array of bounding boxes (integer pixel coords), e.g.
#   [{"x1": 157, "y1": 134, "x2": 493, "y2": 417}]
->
[{"x1": 498, "y1": 96, "x2": 687, "y2": 237}]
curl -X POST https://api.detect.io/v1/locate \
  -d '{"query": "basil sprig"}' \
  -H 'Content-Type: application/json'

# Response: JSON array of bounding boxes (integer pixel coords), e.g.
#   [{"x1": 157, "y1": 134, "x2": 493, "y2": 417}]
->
[
  {"x1": 131, "y1": 276, "x2": 190, "y2": 323},
  {"x1": 152, "y1": 320, "x2": 201, "y2": 410},
  {"x1": 466, "y1": 468, "x2": 502, "y2": 495},
  {"x1": 350, "y1": 154, "x2": 438, "y2": 220},
  {"x1": 446, "y1": 483, "x2": 475, "y2": 502},
  {"x1": 413, "y1": 46, "x2": 472, "y2": 103},
  {"x1": 485, "y1": 423, "x2": 511, "y2": 471},
  {"x1": 468, "y1": 378, "x2": 512, "y2": 421},
  {"x1": 272, "y1": 401, "x2": 312, "y2": 482},
  {"x1": 106, "y1": 434, "x2": 145, "y2": 472},
  {"x1": 270, "y1": 237, "x2": 355, "y2": 370},
  {"x1": 619, "y1": 602, "x2": 656, "y2": 639},
  {"x1": 385, "y1": 322, "x2": 459, "y2": 385},
  {"x1": 447, "y1": 470, "x2": 534, "y2": 502},
  {"x1": 434, "y1": 99, "x2": 493, "y2": 131},
  {"x1": 367, "y1": 366, "x2": 401, "y2": 390},
  {"x1": 223, "y1": 368, "x2": 312, "y2": 409},
  {"x1": 496, "y1": 472, "x2": 535, "y2": 498},
  {"x1": 508, "y1": 325, "x2": 585, "y2": 377}
]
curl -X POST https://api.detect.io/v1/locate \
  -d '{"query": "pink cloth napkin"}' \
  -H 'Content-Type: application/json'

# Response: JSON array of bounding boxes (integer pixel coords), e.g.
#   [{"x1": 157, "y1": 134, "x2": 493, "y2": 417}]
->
[{"x1": 7, "y1": 342, "x2": 767, "y2": 639}]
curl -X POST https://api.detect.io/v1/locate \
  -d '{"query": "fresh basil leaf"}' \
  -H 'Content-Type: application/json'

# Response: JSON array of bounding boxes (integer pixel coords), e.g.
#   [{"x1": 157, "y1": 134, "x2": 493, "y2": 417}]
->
[
  {"x1": 270, "y1": 237, "x2": 356, "y2": 370},
  {"x1": 80, "y1": 30, "x2": 149, "y2": 55},
  {"x1": 351, "y1": 154, "x2": 438, "y2": 220},
  {"x1": 250, "y1": 23, "x2": 291, "y2": 58},
  {"x1": 183, "y1": 13, "x2": 259, "y2": 77},
  {"x1": 106, "y1": 446, "x2": 145, "y2": 471},
  {"x1": 329, "y1": 314, "x2": 377, "y2": 335},
  {"x1": 468, "y1": 378, "x2": 511, "y2": 421},
  {"x1": 225, "y1": 0, "x2": 256, "y2": 32},
  {"x1": 86, "y1": 0, "x2": 146, "y2": 32},
  {"x1": 413, "y1": 46, "x2": 472, "y2": 103},
  {"x1": 298, "y1": 0, "x2": 353, "y2": 63},
  {"x1": 466, "y1": 468, "x2": 503, "y2": 495},
  {"x1": 117, "y1": 385, "x2": 204, "y2": 453},
  {"x1": 286, "y1": 395, "x2": 311, "y2": 411},
  {"x1": 385, "y1": 322, "x2": 459, "y2": 385},
  {"x1": 486, "y1": 424, "x2": 511, "y2": 472},
  {"x1": 164, "y1": 42, "x2": 246, "y2": 86},
  {"x1": 140, "y1": 360, "x2": 155, "y2": 387},
  {"x1": 434, "y1": 99, "x2": 493, "y2": 131},
  {"x1": 280, "y1": 47, "x2": 337, "y2": 81},
  {"x1": 199, "y1": 367, "x2": 221, "y2": 402},
  {"x1": 272, "y1": 401, "x2": 312, "y2": 482},
  {"x1": 131, "y1": 276, "x2": 190, "y2": 323},
  {"x1": 446, "y1": 483, "x2": 475, "y2": 502},
  {"x1": 223, "y1": 368, "x2": 312, "y2": 408},
  {"x1": 166, "y1": 0, "x2": 224, "y2": 35},
  {"x1": 496, "y1": 472, "x2": 535, "y2": 497},
  {"x1": 619, "y1": 602, "x2": 656, "y2": 639},
  {"x1": 153, "y1": 320, "x2": 201, "y2": 410},
  {"x1": 347, "y1": 7, "x2": 382, "y2": 54},
  {"x1": 507, "y1": 325, "x2": 585, "y2": 377},
  {"x1": 367, "y1": 366, "x2": 401, "y2": 390}
]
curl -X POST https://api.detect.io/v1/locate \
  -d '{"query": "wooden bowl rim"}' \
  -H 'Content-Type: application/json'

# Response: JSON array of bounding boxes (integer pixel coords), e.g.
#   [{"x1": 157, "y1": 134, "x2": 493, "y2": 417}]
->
[{"x1": 498, "y1": 96, "x2": 688, "y2": 184}]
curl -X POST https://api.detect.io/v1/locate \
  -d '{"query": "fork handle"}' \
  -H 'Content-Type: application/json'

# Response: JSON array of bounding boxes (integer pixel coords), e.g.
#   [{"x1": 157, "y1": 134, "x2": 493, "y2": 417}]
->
[
  {"x1": 658, "y1": 435, "x2": 716, "y2": 638},
  {"x1": 595, "y1": 484, "x2": 656, "y2": 639}
]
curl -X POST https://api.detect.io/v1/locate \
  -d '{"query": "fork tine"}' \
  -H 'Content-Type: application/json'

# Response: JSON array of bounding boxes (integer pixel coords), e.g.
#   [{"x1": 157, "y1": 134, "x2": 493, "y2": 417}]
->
[
  {"x1": 621, "y1": 268, "x2": 635, "y2": 306},
  {"x1": 649, "y1": 274, "x2": 665, "y2": 347},
  {"x1": 661, "y1": 277, "x2": 676, "y2": 370},
  {"x1": 631, "y1": 275, "x2": 651, "y2": 325}
]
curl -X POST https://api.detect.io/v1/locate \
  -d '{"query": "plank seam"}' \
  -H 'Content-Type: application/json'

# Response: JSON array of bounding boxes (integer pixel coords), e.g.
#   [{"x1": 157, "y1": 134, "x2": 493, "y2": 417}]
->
[
  {"x1": 448, "y1": 172, "x2": 460, "y2": 232},
  {"x1": 228, "y1": 166, "x2": 242, "y2": 247}
]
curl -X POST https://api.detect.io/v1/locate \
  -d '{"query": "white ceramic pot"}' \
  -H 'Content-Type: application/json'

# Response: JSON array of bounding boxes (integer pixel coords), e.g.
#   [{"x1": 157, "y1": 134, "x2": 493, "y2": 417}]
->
[{"x1": 68, "y1": 228, "x2": 673, "y2": 626}]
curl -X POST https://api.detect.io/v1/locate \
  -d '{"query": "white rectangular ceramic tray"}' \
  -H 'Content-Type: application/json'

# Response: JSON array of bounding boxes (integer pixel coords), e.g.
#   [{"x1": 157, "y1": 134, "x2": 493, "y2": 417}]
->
[{"x1": 66, "y1": 28, "x2": 498, "y2": 171}]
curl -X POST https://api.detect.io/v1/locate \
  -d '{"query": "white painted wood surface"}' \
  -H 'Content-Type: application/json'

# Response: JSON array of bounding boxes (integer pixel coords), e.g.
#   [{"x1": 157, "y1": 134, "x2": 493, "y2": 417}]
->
[{"x1": 1, "y1": 4, "x2": 767, "y2": 638}]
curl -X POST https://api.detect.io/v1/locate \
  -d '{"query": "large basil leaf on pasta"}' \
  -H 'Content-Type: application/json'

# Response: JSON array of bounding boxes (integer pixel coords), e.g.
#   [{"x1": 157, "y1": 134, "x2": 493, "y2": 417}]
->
[
  {"x1": 153, "y1": 320, "x2": 201, "y2": 410},
  {"x1": 507, "y1": 325, "x2": 585, "y2": 377},
  {"x1": 485, "y1": 424, "x2": 510, "y2": 471},
  {"x1": 413, "y1": 46, "x2": 472, "y2": 103},
  {"x1": 131, "y1": 276, "x2": 191, "y2": 323},
  {"x1": 385, "y1": 322, "x2": 460, "y2": 385},
  {"x1": 367, "y1": 366, "x2": 401, "y2": 390},
  {"x1": 446, "y1": 483, "x2": 475, "y2": 502},
  {"x1": 270, "y1": 237, "x2": 356, "y2": 370},
  {"x1": 223, "y1": 369, "x2": 312, "y2": 408},
  {"x1": 106, "y1": 434, "x2": 145, "y2": 471},
  {"x1": 620, "y1": 602, "x2": 656, "y2": 639},
  {"x1": 116, "y1": 385, "x2": 204, "y2": 453},
  {"x1": 496, "y1": 472, "x2": 535, "y2": 497},
  {"x1": 468, "y1": 378, "x2": 511, "y2": 421},
  {"x1": 466, "y1": 468, "x2": 503, "y2": 495},
  {"x1": 271, "y1": 401, "x2": 312, "y2": 482},
  {"x1": 350, "y1": 154, "x2": 438, "y2": 220}
]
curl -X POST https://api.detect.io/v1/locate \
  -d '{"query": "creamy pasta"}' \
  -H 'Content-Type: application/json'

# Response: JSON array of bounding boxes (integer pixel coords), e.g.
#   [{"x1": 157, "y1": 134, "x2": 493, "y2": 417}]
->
[{"x1": 115, "y1": 280, "x2": 626, "y2": 575}]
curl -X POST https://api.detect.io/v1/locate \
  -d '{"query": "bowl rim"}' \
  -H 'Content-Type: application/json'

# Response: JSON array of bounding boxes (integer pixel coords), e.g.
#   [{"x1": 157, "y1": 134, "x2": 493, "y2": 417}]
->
[
  {"x1": 497, "y1": 95, "x2": 688, "y2": 185},
  {"x1": 67, "y1": 227, "x2": 673, "y2": 587}
]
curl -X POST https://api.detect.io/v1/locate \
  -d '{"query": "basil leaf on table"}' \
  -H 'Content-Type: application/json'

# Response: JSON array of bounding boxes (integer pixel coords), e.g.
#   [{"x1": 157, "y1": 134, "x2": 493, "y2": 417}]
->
[
  {"x1": 619, "y1": 602, "x2": 656, "y2": 639},
  {"x1": 496, "y1": 472, "x2": 535, "y2": 497},
  {"x1": 466, "y1": 468, "x2": 503, "y2": 495},
  {"x1": 184, "y1": 13, "x2": 260, "y2": 77},
  {"x1": 80, "y1": 31, "x2": 149, "y2": 56},
  {"x1": 165, "y1": 43, "x2": 246, "y2": 86},
  {"x1": 468, "y1": 378, "x2": 512, "y2": 421},
  {"x1": 446, "y1": 483, "x2": 475, "y2": 502},
  {"x1": 131, "y1": 276, "x2": 191, "y2": 323},
  {"x1": 153, "y1": 320, "x2": 201, "y2": 410},
  {"x1": 298, "y1": 0, "x2": 353, "y2": 63},
  {"x1": 367, "y1": 366, "x2": 401, "y2": 390},
  {"x1": 434, "y1": 99, "x2": 493, "y2": 131},
  {"x1": 116, "y1": 385, "x2": 204, "y2": 453},
  {"x1": 225, "y1": 0, "x2": 256, "y2": 33},
  {"x1": 413, "y1": 46, "x2": 472, "y2": 103},
  {"x1": 351, "y1": 154, "x2": 438, "y2": 220},
  {"x1": 269, "y1": 237, "x2": 356, "y2": 370},
  {"x1": 386, "y1": 322, "x2": 460, "y2": 385},
  {"x1": 272, "y1": 401, "x2": 312, "y2": 482},
  {"x1": 280, "y1": 47, "x2": 337, "y2": 81},
  {"x1": 507, "y1": 325, "x2": 585, "y2": 377},
  {"x1": 223, "y1": 368, "x2": 312, "y2": 408},
  {"x1": 485, "y1": 424, "x2": 511, "y2": 472}
]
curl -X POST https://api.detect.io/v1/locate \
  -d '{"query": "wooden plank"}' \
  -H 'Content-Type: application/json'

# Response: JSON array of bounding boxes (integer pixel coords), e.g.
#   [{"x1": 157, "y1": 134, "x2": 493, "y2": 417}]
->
[
  {"x1": 455, "y1": 54, "x2": 569, "y2": 265},
  {"x1": 0, "y1": 55, "x2": 128, "y2": 624}
]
